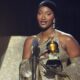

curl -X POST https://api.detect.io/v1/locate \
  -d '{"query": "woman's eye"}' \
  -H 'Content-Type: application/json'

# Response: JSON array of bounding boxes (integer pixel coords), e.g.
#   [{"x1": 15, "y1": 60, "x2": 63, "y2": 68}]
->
[{"x1": 47, "y1": 12, "x2": 52, "y2": 15}]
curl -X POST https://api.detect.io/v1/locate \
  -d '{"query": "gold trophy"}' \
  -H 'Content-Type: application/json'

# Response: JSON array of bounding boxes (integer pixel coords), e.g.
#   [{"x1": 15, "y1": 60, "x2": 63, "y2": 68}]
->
[{"x1": 47, "y1": 40, "x2": 59, "y2": 54}]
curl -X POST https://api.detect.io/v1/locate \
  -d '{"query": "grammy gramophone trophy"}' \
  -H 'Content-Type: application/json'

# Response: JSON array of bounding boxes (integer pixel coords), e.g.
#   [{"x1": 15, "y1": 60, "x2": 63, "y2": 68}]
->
[{"x1": 44, "y1": 39, "x2": 63, "y2": 78}]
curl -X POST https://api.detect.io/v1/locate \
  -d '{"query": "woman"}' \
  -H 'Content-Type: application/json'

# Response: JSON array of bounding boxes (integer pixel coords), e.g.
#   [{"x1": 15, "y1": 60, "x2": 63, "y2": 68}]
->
[{"x1": 19, "y1": 0, "x2": 80, "y2": 80}]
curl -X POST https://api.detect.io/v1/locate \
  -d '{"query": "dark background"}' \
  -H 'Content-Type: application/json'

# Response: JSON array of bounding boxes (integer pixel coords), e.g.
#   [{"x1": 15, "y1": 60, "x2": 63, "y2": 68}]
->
[{"x1": 0, "y1": 0, "x2": 80, "y2": 43}]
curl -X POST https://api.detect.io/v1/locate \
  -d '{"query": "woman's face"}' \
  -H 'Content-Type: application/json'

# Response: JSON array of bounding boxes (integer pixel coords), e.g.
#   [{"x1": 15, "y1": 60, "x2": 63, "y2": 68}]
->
[{"x1": 37, "y1": 6, "x2": 55, "y2": 29}]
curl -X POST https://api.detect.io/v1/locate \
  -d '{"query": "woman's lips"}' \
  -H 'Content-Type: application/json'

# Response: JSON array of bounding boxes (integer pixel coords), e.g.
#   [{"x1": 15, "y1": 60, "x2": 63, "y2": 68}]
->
[{"x1": 40, "y1": 21, "x2": 47, "y2": 25}]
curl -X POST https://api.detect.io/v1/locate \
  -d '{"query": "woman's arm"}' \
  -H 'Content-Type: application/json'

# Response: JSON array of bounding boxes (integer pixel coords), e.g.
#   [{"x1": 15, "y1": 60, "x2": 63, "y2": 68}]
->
[
  {"x1": 65, "y1": 34, "x2": 80, "y2": 58},
  {"x1": 63, "y1": 34, "x2": 80, "y2": 80},
  {"x1": 19, "y1": 36, "x2": 33, "y2": 79},
  {"x1": 22, "y1": 36, "x2": 33, "y2": 59}
]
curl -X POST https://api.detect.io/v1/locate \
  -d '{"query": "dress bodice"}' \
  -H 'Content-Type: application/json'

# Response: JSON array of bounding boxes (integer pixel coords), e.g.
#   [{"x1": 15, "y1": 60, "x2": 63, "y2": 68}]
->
[{"x1": 32, "y1": 30, "x2": 69, "y2": 63}]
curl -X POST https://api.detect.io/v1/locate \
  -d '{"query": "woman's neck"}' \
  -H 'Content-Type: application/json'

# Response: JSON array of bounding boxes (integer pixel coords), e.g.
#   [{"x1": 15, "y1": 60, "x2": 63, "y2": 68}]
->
[
  {"x1": 39, "y1": 27, "x2": 55, "y2": 42},
  {"x1": 42, "y1": 27, "x2": 55, "y2": 37}
]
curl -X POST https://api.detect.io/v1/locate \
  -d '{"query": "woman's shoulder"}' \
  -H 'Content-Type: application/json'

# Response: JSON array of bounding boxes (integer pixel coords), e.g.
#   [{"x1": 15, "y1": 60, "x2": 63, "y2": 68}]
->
[
  {"x1": 56, "y1": 29, "x2": 75, "y2": 43},
  {"x1": 24, "y1": 35, "x2": 38, "y2": 45}
]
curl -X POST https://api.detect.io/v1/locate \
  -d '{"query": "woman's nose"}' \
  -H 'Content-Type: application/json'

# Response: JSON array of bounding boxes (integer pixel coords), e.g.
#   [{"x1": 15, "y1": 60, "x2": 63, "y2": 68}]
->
[{"x1": 41, "y1": 14, "x2": 46, "y2": 20}]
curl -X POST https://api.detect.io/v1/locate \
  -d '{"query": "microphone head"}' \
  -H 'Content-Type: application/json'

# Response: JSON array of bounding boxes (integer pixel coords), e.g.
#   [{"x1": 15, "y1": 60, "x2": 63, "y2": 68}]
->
[
  {"x1": 32, "y1": 39, "x2": 39, "y2": 47},
  {"x1": 32, "y1": 39, "x2": 40, "y2": 57}
]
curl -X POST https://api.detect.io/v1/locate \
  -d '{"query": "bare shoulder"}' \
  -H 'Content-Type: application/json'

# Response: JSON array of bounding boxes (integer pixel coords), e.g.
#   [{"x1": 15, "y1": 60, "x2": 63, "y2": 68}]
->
[
  {"x1": 24, "y1": 36, "x2": 33, "y2": 46},
  {"x1": 56, "y1": 29, "x2": 80, "y2": 57},
  {"x1": 56, "y1": 29, "x2": 77, "y2": 43}
]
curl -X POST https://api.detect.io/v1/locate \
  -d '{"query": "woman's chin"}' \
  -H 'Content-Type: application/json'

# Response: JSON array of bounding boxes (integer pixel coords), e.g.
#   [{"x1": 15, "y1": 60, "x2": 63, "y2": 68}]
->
[
  {"x1": 40, "y1": 25, "x2": 47, "y2": 29},
  {"x1": 40, "y1": 26, "x2": 50, "y2": 31}
]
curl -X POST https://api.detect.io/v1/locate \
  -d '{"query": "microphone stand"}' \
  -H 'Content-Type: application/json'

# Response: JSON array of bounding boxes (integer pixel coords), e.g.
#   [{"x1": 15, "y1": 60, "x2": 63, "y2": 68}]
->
[{"x1": 32, "y1": 46, "x2": 40, "y2": 80}]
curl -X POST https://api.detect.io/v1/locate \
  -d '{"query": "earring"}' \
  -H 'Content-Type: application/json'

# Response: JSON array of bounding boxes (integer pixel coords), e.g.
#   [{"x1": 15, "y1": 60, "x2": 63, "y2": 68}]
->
[{"x1": 53, "y1": 19, "x2": 55, "y2": 28}]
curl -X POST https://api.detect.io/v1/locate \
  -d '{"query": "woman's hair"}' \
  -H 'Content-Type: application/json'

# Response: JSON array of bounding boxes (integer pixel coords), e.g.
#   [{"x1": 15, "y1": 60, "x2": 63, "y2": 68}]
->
[{"x1": 38, "y1": 0, "x2": 56, "y2": 16}]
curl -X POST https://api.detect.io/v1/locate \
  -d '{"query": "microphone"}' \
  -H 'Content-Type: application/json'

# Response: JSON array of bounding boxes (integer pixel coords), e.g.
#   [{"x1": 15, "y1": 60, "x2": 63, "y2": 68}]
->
[
  {"x1": 32, "y1": 39, "x2": 40, "y2": 80},
  {"x1": 32, "y1": 39, "x2": 40, "y2": 57}
]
